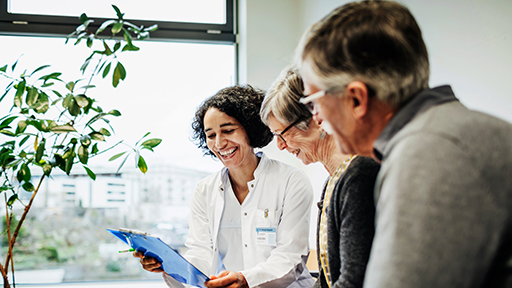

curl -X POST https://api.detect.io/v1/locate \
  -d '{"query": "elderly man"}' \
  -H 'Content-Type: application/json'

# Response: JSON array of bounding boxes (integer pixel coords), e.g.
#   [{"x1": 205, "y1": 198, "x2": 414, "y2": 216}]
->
[{"x1": 296, "y1": 1, "x2": 512, "y2": 288}]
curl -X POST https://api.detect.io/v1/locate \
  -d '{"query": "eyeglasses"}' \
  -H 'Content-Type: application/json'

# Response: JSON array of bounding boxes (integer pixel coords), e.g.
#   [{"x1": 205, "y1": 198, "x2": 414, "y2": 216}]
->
[
  {"x1": 272, "y1": 117, "x2": 303, "y2": 144},
  {"x1": 299, "y1": 90, "x2": 325, "y2": 115}
]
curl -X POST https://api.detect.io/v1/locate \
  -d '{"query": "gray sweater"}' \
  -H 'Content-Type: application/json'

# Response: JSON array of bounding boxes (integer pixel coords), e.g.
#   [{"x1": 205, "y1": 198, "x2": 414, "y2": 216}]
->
[
  {"x1": 365, "y1": 86, "x2": 512, "y2": 288},
  {"x1": 314, "y1": 156, "x2": 380, "y2": 288}
]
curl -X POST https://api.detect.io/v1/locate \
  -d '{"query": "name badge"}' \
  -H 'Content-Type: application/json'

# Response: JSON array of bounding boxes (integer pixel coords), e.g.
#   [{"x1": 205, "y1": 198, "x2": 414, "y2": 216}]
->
[{"x1": 256, "y1": 227, "x2": 276, "y2": 246}]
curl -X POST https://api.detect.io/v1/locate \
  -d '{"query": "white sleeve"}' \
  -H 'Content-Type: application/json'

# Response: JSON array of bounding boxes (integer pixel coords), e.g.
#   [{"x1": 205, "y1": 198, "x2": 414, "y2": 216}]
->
[
  {"x1": 182, "y1": 181, "x2": 214, "y2": 276},
  {"x1": 242, "y1": 169, "x2": 314, "y2": 287}
]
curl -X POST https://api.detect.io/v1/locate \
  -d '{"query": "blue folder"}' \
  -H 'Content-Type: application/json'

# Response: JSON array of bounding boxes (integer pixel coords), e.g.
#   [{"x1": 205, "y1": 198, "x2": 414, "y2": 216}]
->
[{"x1": 107, "y1": 228, "x2": 210, "y2": 288}]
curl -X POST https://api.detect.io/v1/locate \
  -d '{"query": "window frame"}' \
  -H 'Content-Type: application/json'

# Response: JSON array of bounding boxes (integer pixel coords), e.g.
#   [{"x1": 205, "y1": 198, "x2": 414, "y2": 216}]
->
[{"x1": 0, "y1": 0, "x2": 236, "y2": 43}]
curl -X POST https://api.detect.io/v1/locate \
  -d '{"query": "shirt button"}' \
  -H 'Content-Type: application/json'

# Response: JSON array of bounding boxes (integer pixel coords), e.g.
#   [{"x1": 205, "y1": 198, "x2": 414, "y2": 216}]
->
[
  {"x1": 250, "y1": 184, "x2": 254, "y2": 188},
  {"x1": 245, "y1": 244, "x2": 247, "y2": 248},
  {"x1": 244, "y1": 212, "x2": 247, "y2": 216},
  {"x1": 220, "y1": 187, "x2": 224, "y2": 191}
]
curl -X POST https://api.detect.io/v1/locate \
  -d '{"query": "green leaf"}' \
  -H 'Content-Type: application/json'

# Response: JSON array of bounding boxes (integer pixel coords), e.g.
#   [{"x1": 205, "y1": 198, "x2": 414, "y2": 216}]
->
[
  {"x1": 122, "y1": 28, "x2": 133, "y2": 46},
  {"x1": 35, "y1": 138, "x2": 45, "y2": 163},
  {"x1": 0, "y1": 130, "x2": 15, "y2": 136},
  {"x1": 65, "y1": 150, "x2": 74, "y2": 175},
  {"x1": 53, "y1": 90, "x2": 63, "y2": 98},
  {"x1": 0, "y1": 185, "x2": 13, "y2": 192},
  {"x1": 19, "y1": 135, "x2": 30, "y2": 147},
  {"x1": 0, "y1": 116, "x2": 18, "y2": 128},
  {"x1": 116, "y1": 154, "x2": 129, "y2": 173},
  {"x1": 96, "y1": 19, "x2": 117, "y2": 34},
  {"x1": 30, "y1": 64, "x2": 51, "y2": 76},
  {"x1": 112, "y1": 5, "x2": 124, "y2": 20},
  {"x1": 91, "y1": 143, "x2": 99, "y2": 154},
  {"x1": 26, "y1": 87, "x2": 39, "y2": 106},
  {"x1": 108, "y1": 109, "x2": 121, "y2": 117},
  {"x1": 138, "y1": 155, "x2": 147, "y2": 174},
  {"x1": 11, "y1": 58, "x2": 19, "y2": 71},
  {"x1": 144, "y1": 24, "x2": 159, "y2": 32},
  {"x1": 7, "y1": 194, "x2": 18, "y2": 206},
  {"x1": 41, "y1": 82, "x2": 54, "y2": 88},
  {"x1": 50, "y1": 124, "x2": 76, "y2": 133},
  {"x1": 69, "y1": 99, "x2": 81, "y2": 117},
  {"x1": 14, "y1": 80, "x2": 26, "y2": 107},
  {"x1": 17, "y1": 163, "x2": 31, "y2": 182},
  {"x1": 0, "y1": 64, "x2": 7, "y2": 72},
  {"x1": 113, "y1": 41, "x2": 121, "y2": 52},
  {"x1": 16, "y1": 120, "x2": 27, "y2": 134},
  {"x1": 141, "y1": 138, "x2": 162, "y2": 149},
  {"x1": 112, "y1": 62, "x2": 126, "y2": 87},
  {"x1": 66, "y1": 81, "x2": 75, "y2": 92},
  {"x1": 112, "y1": 22, "x2": 123, "y2": 35},
  {"x1": 22, "y1": 182, "x2": 35, "y2": 192},
  {"x1": 75, "y1": 94, "x2": 89, "y2": 107},
  {"x1": 80, "y1": 135, "x2": 92, "y2": 147},
  {"x1": 99, "y1": 128, "x2": 111, "y2": 136},
  {"x1": 43, "y1": 163, "x2": 52, "y2": 176},
  {"x1": 34, "y1": 92, "x2": 50, "y2": 114},
  {"x1": 122, "y1": 43, "x2": 140, "y2": 52},
  {"x1": 102, "y1": 62, "x2": 111, "y2": 78},
  {"x1": 86, "y1": 35, "x2": 93, "y2": 48},
  {"x1": 79, "y1": 13, "x2": 89, "y2": 24},
  {"x1": 85, "y1": 112, "x2": 107, "y2": 127},
  {"x1": 78, "y1": 145, "x2": 88, "y2": 164},
  {"x1": 109, "y1": 151, "x2": 126, "y2": 161},
  {"x1": 83, "y1": 166, "x2": 96, "y2": 180},
  {"x1": 62, "y1": 93, "x2": 73, "y2": 108},
  {"x1": 39, "y1": 72, "x2": 62, "y2": 82},
  {"x1": 89, "y1": 132, "x2": 105, "y2": 141}
]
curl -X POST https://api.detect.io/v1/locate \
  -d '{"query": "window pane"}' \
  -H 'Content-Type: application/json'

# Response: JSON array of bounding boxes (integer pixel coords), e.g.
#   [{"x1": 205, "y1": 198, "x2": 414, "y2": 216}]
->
[
  {"x1": 8, "y1": 0, "x2": 226, "y2": 24},
  {"x1": 0, "y1": 35, "x2": 234, "y2": 284}
]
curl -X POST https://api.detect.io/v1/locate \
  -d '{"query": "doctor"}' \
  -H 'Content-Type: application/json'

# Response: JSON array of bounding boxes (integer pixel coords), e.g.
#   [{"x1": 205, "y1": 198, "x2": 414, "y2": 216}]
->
[{"x1": 136, "y1": 85, "x2": 314, "y2": 288}]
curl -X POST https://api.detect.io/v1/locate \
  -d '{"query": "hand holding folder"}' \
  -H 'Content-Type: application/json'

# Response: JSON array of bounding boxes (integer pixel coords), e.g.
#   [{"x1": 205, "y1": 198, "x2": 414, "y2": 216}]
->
[{"x1": 108, "y1": 228, "x2": 210, "y2": 288}]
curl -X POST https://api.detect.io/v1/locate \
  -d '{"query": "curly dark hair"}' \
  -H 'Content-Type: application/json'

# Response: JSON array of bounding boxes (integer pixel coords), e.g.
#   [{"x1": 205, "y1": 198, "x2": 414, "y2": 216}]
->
[{"x1": 191, "y1": 85, "x2": 273, "y2": 157}]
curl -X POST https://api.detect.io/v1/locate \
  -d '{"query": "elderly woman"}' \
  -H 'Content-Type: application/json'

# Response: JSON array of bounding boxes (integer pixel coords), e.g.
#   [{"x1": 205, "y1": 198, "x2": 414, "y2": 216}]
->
[
  {"x1": 136, "y1": 85, "x2": 315, "y2": 288},
  {"x1": 260, "y1": 67, "x2": 380, "y2": 288}
]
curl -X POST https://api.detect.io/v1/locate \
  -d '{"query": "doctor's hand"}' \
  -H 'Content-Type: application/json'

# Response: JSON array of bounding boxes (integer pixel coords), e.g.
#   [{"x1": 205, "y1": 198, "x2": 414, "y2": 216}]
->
[
  {"x1": 133, "y1": 250, "x2": 164, "y2": 273},
  {"x1": 205, "y1": 270, "x2": 248, "y2": 288}
]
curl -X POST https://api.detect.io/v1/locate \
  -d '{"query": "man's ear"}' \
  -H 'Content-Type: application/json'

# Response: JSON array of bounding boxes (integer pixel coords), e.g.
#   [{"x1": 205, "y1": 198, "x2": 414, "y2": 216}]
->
[{"x1": 346, "y1": 81, "x2": 370, "y2": 119}]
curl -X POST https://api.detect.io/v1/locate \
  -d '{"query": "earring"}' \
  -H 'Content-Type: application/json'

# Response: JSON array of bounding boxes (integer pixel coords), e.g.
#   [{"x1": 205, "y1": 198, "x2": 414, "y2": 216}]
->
[{"x1": 319, "y1": 130, "x2": 326, "y2": 140}]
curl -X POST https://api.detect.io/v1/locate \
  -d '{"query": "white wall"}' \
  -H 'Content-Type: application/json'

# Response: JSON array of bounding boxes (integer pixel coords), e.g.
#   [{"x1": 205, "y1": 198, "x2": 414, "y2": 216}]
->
[
  {"x1": 298, "y1": 0, "x2": 512, "y2": 122},
  {"x1": 239, "y1": 0, "x2": 512, "y2": 246}
]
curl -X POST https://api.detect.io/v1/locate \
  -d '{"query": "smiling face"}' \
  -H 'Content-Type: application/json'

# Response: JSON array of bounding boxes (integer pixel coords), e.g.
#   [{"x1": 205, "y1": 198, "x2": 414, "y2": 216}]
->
[
  {"x1": 267, "y1": 116, "x2": 322, "y2": 166},
  {"x1": 203, "y1": 107, "x2": 255, "y2": 170}
]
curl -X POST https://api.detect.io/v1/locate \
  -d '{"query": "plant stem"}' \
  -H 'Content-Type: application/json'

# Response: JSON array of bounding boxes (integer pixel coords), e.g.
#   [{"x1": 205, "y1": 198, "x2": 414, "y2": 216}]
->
[
  {"x1": 4, "y1": 175, "x2": 45, "y2": 272},
  {"x1": 1, "y1": 194, "x2": 11, "y2": 288}
]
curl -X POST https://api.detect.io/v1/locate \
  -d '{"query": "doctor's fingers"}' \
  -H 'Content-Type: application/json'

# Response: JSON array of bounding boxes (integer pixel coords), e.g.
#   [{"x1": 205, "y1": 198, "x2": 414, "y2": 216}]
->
[
  {"x1": 132, "y1": 250, "x2": 145, "y2": 259},
  {"x1": 140, "y1": 257, "x2": 164, "y2": 273}
]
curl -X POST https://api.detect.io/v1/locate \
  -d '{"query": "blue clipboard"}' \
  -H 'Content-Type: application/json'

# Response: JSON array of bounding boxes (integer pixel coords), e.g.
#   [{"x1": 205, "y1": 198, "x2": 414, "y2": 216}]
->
[{"x1": 107, "y1": 228, "x2": 210, "y2": 288}]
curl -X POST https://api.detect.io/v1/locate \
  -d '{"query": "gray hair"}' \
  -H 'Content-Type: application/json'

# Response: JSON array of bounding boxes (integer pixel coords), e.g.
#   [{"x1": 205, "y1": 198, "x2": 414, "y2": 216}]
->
[
  {"x1": 296, "y1": 0, "x2": 430, "y2": 108},
  {"x1": 261, "y1": 66, "x2": 312, "y2": 131}
]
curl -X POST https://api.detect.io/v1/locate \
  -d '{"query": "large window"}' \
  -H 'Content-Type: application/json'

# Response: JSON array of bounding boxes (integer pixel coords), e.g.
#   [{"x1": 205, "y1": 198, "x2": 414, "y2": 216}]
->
[
  {"x1": 0, "y1": 1, "x2": 235, "y2": 286},
  {"x1": 0, "y1": 0, "x2": 235, "y2": 42}
]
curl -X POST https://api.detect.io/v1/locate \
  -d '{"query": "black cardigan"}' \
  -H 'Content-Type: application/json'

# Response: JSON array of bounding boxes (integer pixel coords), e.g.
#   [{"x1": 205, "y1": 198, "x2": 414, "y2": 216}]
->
[{"x1": 314, "y1": 156, "x2": 380, "y2": 288}]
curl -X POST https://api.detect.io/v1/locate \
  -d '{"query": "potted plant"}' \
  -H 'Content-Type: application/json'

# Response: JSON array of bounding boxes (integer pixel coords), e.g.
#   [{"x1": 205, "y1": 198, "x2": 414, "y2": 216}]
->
[{"x1": 0, "y1": 6, "x2": 160, "y2": 287}]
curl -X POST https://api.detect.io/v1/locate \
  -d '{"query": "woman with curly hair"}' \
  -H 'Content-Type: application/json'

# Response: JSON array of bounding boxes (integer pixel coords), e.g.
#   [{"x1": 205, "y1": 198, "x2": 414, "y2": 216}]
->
[{"x1": 136, "y1": 85, "x2": 315, "y2": 288}]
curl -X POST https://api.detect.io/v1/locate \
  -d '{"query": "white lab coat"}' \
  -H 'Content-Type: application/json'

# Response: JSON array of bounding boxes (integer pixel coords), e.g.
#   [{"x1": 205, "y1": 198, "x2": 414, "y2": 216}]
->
[{"x1": 163, "y1": 152, "x2": 314, "y2": 287}]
